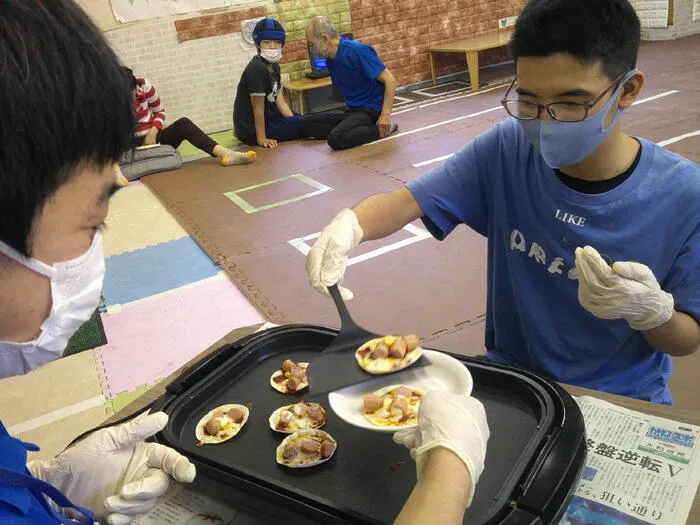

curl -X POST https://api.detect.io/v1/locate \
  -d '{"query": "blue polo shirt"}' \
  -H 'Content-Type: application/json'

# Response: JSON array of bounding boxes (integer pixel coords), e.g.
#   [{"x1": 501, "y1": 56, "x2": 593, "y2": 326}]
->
[
  {"x1": 406, "y1": 117, "x2": 700, "y2": 404},
  {"x1": 0, "y1": 421, "x2": 94, "y2": 524},
  {"x1": 328, "y1": 38, "x2": 386, "y2": 112},
  {"x1": 0, "y1": 421, "x2": 57, "y2": 523}
]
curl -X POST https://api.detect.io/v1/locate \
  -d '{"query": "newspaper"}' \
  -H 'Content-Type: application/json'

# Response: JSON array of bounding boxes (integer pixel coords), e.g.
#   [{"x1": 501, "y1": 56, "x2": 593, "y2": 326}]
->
[
  {"x1": 559, "y1": 396, "x2": 700, "y2": 525},
  {"x1": 131, "y1": 484, "x2": 239, "y2": 525}
]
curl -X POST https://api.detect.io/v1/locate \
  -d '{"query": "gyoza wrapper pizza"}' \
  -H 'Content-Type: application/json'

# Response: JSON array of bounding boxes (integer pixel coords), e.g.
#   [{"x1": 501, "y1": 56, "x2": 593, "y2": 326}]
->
[
  {"x1": 276, "y1": 429, "x2": 337, "y2": 468},
  {"x1": 269, "y1": 402, "x2": 328, "y2": 434},
  {"x1": 270, "y1": 359, "x2": 309, "y2": 394},
  {"x1": 363, "y1": 385, "x2": 424, "y2": 427},
  {"x1": 195, "y1": 404, "x2": 249, "y2": 445},
  {"x1": 355, "y1": 334, "x2": 422, "y2": 374}
]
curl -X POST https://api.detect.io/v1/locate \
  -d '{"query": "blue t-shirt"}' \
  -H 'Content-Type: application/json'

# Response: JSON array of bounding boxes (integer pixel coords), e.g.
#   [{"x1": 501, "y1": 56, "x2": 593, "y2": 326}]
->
[
  {"x1": 0, "y1": 422, "x2": 59, "y2": 524},
  {"x1": 407, "y1": 118, "x2": 700, "y2": 404},
  {"x1": 328, "y1": 39, "x2": 386, "y2": 112}
]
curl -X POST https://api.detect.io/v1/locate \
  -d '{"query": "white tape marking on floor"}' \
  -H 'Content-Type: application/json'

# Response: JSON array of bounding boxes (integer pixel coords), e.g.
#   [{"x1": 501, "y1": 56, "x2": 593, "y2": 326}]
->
[
  {"x1": 412, "y1": 153, "x2": 455, "y2": 168},
  {"x1": 412, "y1": 81, "x2": 470, "y2": 98},
  {"x1": 8, "y1": 395, "x2": 106, "y2": 436},
  {"x1": 392, "y1": 82, "x2": 510, "y2": 116},
  {"x1": 288, "y1": 224, "x2": 431, "y2": 265},
  {"x1": 631, "y1": 90, "x2": 679, "y2": 106},
  {"x1": 657, "y1": 129, "x2": 700, "y2": 147},
  {"x1": 363, "y1": 106, "x2": 503, "y2": 147}
]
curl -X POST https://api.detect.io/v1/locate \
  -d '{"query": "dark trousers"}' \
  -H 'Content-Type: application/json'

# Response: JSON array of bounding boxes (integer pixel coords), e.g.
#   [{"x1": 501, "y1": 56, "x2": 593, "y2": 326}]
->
[
  {"x1": 148, "y1": 117, "x2": 218, "y2": 156},
  {"x1": 240, "y1": 112, "x2": 345, "y2": 145},
  {"x1": 327, "y1": 107, "x2": 380, "y2": 151}
]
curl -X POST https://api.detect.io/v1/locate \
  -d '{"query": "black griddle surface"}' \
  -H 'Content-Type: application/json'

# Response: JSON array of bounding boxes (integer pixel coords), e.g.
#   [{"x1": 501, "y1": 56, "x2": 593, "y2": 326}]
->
[{"x1": 159, "y1": 328, "x2": 555, "y2": 524}]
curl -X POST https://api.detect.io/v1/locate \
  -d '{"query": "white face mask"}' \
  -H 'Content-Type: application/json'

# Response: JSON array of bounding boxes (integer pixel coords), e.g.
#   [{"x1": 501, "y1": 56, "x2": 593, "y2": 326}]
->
[
  {"x1": 0, "y1": 232, "x2": 105, "y2": 378},
  {"x1": 260, "y1": 48, "x2": 282, "y2": 63}
]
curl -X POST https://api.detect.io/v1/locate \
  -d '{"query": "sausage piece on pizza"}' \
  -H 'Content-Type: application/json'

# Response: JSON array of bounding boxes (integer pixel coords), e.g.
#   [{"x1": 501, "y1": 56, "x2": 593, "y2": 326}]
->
[{"x1": 355, "y1": 334, "x2": 423, "y2": 374}]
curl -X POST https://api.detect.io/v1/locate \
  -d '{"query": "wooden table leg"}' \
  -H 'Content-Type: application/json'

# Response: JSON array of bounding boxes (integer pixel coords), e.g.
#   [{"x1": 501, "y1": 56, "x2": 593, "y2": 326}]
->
[
  {"x1": 283, "y1": 88, "x2": 293, "y2": 112},
  {"x1": 466, "y1": 51, "x2": 480, "y2": 92},
  {"x1": 296, "y1": 91, "x2": 306, "y2": 115},
  {"x1": 429, "y1": 51, "x2": 437, "y2": 86}
]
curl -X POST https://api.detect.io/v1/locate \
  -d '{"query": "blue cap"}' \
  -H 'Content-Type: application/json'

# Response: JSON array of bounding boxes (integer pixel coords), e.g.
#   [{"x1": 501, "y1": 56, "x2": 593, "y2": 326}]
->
[{"x1": 253, "y1": 18, "x2": 286, "y2": 46}]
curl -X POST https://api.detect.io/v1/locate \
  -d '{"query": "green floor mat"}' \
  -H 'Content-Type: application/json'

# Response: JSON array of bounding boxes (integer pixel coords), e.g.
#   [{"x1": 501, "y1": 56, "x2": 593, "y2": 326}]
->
[
  {"x1": 177, "y1": 130, "x2": 242, "y2": 159},
  {"x1": 64, "y1": 309, "x2": 107, "y2": 356}
]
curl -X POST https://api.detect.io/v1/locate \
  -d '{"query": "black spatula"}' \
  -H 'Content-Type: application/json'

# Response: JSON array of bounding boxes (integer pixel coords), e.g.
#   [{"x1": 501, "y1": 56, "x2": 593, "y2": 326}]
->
[{"x1": 306, "y1": 284, "x2": 429, "y2": 395}]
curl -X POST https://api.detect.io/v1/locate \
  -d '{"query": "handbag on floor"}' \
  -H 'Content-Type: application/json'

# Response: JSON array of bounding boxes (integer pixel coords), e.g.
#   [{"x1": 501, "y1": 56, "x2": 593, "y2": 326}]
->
[{"x1": 119, "y1": 144, "x2": 183, "y2": 181}]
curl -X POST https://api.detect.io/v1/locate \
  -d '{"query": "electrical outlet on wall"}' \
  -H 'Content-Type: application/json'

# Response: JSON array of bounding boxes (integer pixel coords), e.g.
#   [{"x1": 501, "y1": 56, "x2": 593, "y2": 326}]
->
[{"x1": 499, "y1": 16, "x2": 517, "y2": 28}]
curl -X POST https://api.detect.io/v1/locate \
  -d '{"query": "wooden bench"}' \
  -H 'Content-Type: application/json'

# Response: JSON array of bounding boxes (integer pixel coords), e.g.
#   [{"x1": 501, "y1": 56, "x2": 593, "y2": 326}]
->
[
  {"x1": 282, "y1": 76, "x2": 333, "y2": 115},
  {"x1": 428, "y1": 28, "x2": 513, "y2": 91}
]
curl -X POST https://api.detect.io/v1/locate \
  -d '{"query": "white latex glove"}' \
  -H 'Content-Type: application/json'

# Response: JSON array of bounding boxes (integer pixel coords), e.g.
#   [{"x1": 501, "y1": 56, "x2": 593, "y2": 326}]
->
[
  {"x1": 28, "y1": 412, "x2": 196, "y2": 525},
  {"x1": 393, "y1": 391, "x2": 490, "y2": 506},
  {"x1": 306, "y1": 208, "x2": 363, "y2": 300},
  {"x1": 575, "y1": 246, "x2": 674, "y2": 331}
]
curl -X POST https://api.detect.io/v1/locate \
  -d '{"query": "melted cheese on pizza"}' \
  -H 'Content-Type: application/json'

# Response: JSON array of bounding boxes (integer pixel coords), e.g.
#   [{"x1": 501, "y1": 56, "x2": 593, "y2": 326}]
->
[
  {"x1": 276, "y1": 430, "x2": 336, "y2": 467},
  {"x1": 364, "y1": 388, "x2": 424, "y2": 427},
  {"x1": 355, "y1": 337, "x2": 421, "y2": 374},
  {"x1": 195, "y1": 404, "x2": 249, "y2": 445},
  {"x1": 270, "y1": 402, "x2": 326, "y2": 433}
]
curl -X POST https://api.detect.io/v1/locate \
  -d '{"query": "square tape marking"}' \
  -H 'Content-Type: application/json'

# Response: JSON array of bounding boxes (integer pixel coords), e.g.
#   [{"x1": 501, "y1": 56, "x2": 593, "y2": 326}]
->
[
  {"x1": 289, "y1": 224, "x2": 432, "y2": 265},
  {"x1": 224, "y1": 173, "x2": 332, "y2": 214},
  {"x1": 413, "y1": 81, "x2": 470, "y2": 98}
]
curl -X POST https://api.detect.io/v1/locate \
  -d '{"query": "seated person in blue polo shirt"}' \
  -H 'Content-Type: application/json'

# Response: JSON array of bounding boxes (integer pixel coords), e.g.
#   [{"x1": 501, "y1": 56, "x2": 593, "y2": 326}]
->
[
  {"x1": 305, "y1": 16, "x2": 399, "y2": 150},
  {"x1": 306, "y1": 0, "x2": 700, "y2": 405}
]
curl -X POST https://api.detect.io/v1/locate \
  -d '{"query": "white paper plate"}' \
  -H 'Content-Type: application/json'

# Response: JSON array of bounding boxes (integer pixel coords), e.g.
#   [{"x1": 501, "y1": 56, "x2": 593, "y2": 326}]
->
[{"x1": 328, "y1": 349, "x2": 473, "y2": 433}]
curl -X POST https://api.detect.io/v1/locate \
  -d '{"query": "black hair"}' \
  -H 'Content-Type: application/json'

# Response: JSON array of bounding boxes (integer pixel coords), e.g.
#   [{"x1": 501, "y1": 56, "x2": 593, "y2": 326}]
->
[
  {"x1": 123, "y1": 66, "x2": 138, "y2": 90},
  {"x1": 0, "y1": 0, "x2": 134, "y2": 256},
  {"x1": 510, "y1": 0, "x2": 641, "y2": 80}
]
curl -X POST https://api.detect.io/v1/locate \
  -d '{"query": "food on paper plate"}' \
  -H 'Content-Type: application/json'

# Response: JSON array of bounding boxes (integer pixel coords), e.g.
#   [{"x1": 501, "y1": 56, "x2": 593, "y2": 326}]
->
[
  {"x1": 362, "y1": 385, "x2": 424, "y2": 427},
  {"x1": 269, "y1": 401, "x2": 328, "y2": 433},
  {"x1": 355, "y1": 334, "x2": 423, "y2": 374},
  {"x1": 276, "y1": 429, "x2": 337, "y2": 468},
  {"x1": 270, "y1": 359, "x2": 309, "y2": 394},
  {"x1": 195, "y1": 404, "x2": 250, "y2": 445}
]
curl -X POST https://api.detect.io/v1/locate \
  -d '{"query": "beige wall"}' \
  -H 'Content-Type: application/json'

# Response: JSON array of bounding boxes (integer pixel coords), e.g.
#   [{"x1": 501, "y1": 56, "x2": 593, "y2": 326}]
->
[{"x1": 76, "y1": 0, "x2": 119, "y2": 30}]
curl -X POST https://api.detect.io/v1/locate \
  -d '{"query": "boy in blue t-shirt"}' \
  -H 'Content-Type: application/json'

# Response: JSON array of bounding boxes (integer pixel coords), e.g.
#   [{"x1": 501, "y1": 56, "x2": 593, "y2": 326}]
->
[
  {"x1": 306, "y1": 16, "x2": 400, "y2": 150},
  {"x1": 306, "y1": 0, "x2": 700, "y2": 404}
]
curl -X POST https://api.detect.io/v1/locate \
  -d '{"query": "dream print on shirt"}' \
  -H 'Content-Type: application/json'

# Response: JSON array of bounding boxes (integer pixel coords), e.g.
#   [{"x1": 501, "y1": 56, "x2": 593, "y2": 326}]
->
[{"x1": 510, "y1": 228, "x2": 579, "y2": 281}]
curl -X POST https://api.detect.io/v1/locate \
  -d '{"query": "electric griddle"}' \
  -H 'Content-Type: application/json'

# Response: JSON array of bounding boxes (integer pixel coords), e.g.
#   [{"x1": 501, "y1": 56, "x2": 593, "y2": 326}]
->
[{"x1": 151, "y1": 324, "x2": 587, "y2": 524}]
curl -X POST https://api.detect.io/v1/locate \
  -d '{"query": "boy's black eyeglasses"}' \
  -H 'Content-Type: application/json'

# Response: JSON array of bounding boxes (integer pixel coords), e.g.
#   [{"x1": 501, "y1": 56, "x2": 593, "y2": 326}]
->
[{"x1": 501, "y1": 73, "x2": 627, "y2": 123}]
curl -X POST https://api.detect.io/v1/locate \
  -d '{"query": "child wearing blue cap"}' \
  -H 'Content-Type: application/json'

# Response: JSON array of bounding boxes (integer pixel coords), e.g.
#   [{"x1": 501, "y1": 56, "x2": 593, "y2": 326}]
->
[{"x1": 233, "y1": 18, "x2": 342, "y2": 148}]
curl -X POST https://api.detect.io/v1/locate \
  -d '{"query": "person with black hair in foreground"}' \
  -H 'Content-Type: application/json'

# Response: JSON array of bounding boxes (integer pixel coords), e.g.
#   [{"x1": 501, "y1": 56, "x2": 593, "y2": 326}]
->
[
  {"x1": 308, "y1": 0, "x2": 700, "y2": 405},
  {"x1": 124, "y1": 68, "x2": 256, "y2": 166},
  {"x1": 0, "y1": 2, "x2": 488, "y2": 523}
]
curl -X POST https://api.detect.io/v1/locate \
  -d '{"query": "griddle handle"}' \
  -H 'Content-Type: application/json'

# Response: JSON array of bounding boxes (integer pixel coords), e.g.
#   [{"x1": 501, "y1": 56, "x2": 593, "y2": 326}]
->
[
  {"x1": 516, "y1": 384, "x2": 587, "y2": 522},
  {"x1": 165, "y1": 331, "x2": 261, "y2": 395}
]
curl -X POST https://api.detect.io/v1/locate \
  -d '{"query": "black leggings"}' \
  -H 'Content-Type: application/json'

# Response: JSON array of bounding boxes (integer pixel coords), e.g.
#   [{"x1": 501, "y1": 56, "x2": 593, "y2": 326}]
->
[
  {"x1": 149, "y1": 117, "x2": 218, "y2": 156},
  {"x1": 327, "y1": 107, "x2": 380, "y2": 150}
]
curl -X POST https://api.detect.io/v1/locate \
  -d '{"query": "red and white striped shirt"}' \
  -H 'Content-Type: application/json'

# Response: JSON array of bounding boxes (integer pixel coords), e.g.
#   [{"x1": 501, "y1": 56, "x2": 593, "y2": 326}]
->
[{"x1": 133, "y1": 77, "x2": 166, "y2": 137}]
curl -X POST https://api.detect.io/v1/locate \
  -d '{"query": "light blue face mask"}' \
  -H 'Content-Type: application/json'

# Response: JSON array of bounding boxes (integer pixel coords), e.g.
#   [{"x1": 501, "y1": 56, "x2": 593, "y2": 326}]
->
[{"x1": 518, "y1": 71, "x2": 636, "y2": 169}]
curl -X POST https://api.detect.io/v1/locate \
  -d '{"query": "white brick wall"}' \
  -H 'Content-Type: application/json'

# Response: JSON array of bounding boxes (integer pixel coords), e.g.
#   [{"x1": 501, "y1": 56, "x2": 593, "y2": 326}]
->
[
  {"x1": 630, "y1": 0, "x2": 669, "y2": 28},
  {"x1": 106, "y1": 19, "x2": 258, "y2": 133},
  {"x1": 639, "y1": 0, "x2": 700, "y2": 40}
]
